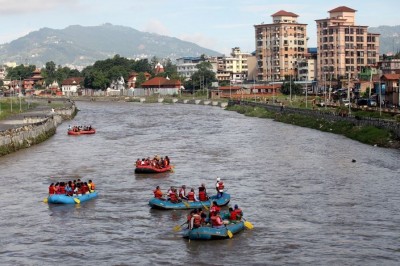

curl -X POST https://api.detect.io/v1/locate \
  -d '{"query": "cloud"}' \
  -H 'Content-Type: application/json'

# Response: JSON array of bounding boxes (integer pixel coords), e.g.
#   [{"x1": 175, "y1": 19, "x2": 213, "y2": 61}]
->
[
  {"x1": 143, "y1": 20, "x2": 170, "y2": 36},
  {"x1": 0, "y1": 0, "x2": 79, "y2": 15}
]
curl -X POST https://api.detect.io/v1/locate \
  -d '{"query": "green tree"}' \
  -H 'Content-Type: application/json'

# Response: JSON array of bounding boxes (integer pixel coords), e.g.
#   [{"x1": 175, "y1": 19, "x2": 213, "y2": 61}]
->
[
  {"x1": 189, "y1": 61, "x2": 216, "y2": 91},
  {"x1": 6, "y1": 64, "x2": 36, "y2": 80},
  {"x1": 280, "y1": 81, "x2": 303, "y2": 95},
  {"x1": 135, "y1": 72, "x2": 147, "y2": 88},
  {"x1": 43, "y1": 61, "x2": 57, "y2": 85}
]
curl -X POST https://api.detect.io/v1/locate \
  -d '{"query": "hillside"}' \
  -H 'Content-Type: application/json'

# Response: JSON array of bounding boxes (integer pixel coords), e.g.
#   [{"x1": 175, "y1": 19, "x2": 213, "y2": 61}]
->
[
  {"x1": 0, "y1": 23, "x2": 222, "y2": 68},
  {"x1": 369, "y1": 25, "x2": 400, "y2": 54}
]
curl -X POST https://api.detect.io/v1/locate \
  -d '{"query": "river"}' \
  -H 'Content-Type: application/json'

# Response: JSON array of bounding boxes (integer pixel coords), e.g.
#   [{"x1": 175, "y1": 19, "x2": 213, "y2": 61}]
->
[{"x1": 0, "y1": 101, "x2": 399, "y2": 265}]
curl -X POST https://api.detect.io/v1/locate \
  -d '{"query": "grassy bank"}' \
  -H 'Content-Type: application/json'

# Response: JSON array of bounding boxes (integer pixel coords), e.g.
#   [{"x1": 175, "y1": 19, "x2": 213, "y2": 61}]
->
[{"x1": 226, "y1": 105, "x2": 400, "y2": 148}]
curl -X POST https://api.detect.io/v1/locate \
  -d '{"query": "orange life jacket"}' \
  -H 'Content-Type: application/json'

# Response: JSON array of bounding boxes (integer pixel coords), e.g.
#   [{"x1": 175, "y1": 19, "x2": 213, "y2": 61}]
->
[
  {"x1": 154, "y1": 189, "x2": 163, "y2": 198},
  {"x1": 89, "y1": 182, "x2": 95, "y2": 191},
  {"x1": 187, "y1": 191, "x2": 195, "y2": 201}
]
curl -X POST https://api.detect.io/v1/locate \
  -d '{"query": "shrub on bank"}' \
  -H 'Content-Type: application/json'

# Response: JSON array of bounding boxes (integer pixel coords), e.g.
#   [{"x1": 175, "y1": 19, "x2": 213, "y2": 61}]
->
[{"x1": 226, "y1": 104, "x2": 399, "y2": 148}]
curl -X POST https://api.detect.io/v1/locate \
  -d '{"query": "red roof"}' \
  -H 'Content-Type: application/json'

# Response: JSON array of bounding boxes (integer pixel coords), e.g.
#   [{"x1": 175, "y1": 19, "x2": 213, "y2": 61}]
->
[
  {"x1": 141, "y1": 77, "x2": 181, "y2": 88},
  {"x1": 329, "y1": 6, "x2": 357, "y2": 13},
  {"x1": 271, "y1": 10, "x2": 298, "y2": 17},
  {"x1": 62, "y1": 77, "x2": 84, "y2": 86},
  {"x1": 382, "y1": 74, "x2": 400, "y2": 80}
]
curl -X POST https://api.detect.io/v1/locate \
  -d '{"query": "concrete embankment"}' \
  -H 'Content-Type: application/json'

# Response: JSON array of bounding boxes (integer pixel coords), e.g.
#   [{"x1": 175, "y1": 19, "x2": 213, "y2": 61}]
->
[{"x1": 0, "y1": 104, "x2": 76, "y2": 156}]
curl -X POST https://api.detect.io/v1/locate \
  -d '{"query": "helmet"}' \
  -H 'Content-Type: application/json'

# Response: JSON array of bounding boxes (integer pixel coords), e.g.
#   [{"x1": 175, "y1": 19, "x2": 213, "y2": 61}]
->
[{"x1": 216, "y1": 177, "x2": 220, "y2": 181}]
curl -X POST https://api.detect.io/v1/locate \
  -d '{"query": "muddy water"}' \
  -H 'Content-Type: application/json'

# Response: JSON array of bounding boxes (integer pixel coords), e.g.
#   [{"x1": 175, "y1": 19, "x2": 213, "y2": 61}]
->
[{"x1": 0, "y1": 101, "x2": 399, "y2": 265}]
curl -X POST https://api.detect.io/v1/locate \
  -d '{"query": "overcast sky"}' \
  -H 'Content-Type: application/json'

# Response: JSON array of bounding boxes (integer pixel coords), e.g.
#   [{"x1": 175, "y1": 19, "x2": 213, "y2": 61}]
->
[{"x1": 0, "y1": 0, "x2": 398, "y2": 55}]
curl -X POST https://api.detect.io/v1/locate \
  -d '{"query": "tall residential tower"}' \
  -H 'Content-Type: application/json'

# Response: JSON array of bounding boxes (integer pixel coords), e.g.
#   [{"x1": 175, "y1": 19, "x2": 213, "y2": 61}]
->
[
  {"x1": 254, "y1": 10, "x2": 308, "y2": 81},
  {"x1": 315, "y1": 6, "x2": 380, "y2": 82}
]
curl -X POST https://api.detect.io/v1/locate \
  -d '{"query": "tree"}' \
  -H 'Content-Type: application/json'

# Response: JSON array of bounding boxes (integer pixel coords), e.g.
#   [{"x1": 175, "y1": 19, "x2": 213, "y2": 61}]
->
[
  {"x1": 6, "y1": 64, "x2": 36, "y2": 80},
  {"x1": 135, "y1": 72, "x2": 147, "y2": 88},
  {"x1": 43, "y1": 61, "x2": 57, "y2": 85},
  {"x1": 280, "y1": 81, "x2": 303, "y2": 95},
  {"x1": 189, "y1": 61, "x2": 217, "y2": 91}
]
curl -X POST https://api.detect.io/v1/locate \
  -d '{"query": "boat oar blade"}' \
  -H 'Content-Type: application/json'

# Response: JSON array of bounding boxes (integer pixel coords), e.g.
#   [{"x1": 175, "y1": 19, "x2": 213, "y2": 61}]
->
[
  {"x1": 182, "y1": 200, "x2": 190, "y2": 208},
  {"x1": 74, "y1": 198, "x2": 80, "y2": 204},
  {"x1": 173, "y1": 225, "x2": 182, "y2": 232},
  {"x1": 244, "y1": 221, "x2": 254, "y2": 229},
  {"x1": 43, "y1": 198, "x2": 48, "y2": 203},
  {"x1": 200, "y1": 201, "x2": 209, "y2": 211},
  {"x1": 227, "y1": 230, "x2": 233, "y2": 238}
]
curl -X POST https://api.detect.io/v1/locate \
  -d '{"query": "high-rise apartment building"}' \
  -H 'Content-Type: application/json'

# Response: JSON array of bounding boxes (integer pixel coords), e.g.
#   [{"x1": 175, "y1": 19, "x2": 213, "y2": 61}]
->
[
  {"x1": 254, "y1": 10, "x2": 308, "y2": 81},
  {"x1": 315, "y1": 6, "x2": 380, "y2": 82}
]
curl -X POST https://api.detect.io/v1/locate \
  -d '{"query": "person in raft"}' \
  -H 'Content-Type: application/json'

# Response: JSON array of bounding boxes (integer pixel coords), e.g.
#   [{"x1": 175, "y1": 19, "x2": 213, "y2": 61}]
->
[
  {"x1": 153, "y1": 186, "x2": 164, "y2": 199},
  {"x1": 187, "y1": 188, "x2": 199, "y2": 202},
  {"x1": 179, "y1": 185, "x2": 188, "y2": 200},
  {"x1": 189, "y1": 209, "x2": 202, "y2": 230},
  {"x1": 210, "y1": 210, "x2": 224, "y2": 228},
  {"x1": 198, "y1": 183, "x2": 208, "y2": 201},
  {"x1": 215, "y1": 177, "x2": 225, "y2": 198}
]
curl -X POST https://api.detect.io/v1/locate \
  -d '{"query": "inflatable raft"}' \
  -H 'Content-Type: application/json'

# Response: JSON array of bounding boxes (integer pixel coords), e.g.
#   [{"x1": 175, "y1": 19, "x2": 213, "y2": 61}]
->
[
  {"x1": 47, "y1": 191, "x2": 98, "y2": 204},
  {"x1": 149, "y1": 193, "x2": 230, "y2": 210},
  {"x1": 135, "y1": 165, "x2": 173, "y2": 173},
  {"x1": 182, "y1": 221, "x2": 245, "y2": 240},
  {"x1": 67, "y1": 129, "x2": 96, "y2": 135}
]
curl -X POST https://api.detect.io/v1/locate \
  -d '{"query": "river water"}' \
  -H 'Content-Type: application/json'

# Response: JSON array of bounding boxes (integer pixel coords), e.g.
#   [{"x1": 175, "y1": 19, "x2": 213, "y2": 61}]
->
[{"x1": 0, "y1": 101, "x2": 399, "y2": 266}]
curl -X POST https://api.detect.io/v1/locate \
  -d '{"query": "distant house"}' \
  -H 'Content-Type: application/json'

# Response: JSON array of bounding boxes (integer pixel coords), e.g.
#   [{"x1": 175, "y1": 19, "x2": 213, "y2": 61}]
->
[
  {"x1": 127, "y1": 72, "x2": 151, "y2": 88},
  {"x1": 381, "y1": 74, "x2": 400, "y2": 107},
  {"x1": 135, "y1": 76, "x2": 181, "y2": 96},
  {"x1": 61, "y1": 77, "x2": 84, "y2": 96}
]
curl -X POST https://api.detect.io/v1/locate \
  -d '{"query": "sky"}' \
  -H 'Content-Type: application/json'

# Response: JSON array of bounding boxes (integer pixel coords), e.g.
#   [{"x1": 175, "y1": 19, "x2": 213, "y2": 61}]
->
[{"x1": 0, "y1": 0, "x2": 399, "y2": 56}]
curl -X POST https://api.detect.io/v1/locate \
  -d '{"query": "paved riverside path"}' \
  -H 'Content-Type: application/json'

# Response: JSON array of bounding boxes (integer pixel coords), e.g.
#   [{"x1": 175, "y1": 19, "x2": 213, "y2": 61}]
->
[{"x1": 0, "y1": 105, "x2": 53, "y2": 132}]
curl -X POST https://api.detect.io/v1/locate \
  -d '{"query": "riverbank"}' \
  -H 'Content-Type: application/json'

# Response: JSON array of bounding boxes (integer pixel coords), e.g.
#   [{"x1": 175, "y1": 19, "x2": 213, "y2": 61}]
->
[
  {"x1": 226, "y1": 103, "x2": 400, "y2": 149},
  {"x1": 0, "y1": 99, "x2": 76, "y2": 156}
]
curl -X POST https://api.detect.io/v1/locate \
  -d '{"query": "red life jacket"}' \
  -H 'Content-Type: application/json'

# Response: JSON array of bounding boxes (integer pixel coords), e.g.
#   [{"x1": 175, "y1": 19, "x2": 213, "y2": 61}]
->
[
  {"x1": 187, "y1": 191, "x2": 195, "y2": 201},
  {"x1": 193, "y1": 214, "x2": 202, "y2": 227},
  {"x1": 218, "y1": 182, "x2": 224, "y2": 191},
  {"x1": 210, "y1": 205, "x2": 221, "y2": 216},
  {"x1": 169, "y1": 192, "x2": 178, "y2": 202},
  {"x1": 49, "y1": 186, "x2": 56, "y2": 195},
  {"x1": 211, "y1": 215, "x2": 223, "y2": 227},
  {"x1": 230, "y1": 211, "x2": 237, "y2": 220},
  {"x1": 58, "y1": 186, "x2": 66, "y2": 194},
  {"x1": 198, "y1": 191, "x2": 207, "y2": 201},
  {"x1": 234, "y1": 208, "x2": 243, "y2": 218},
  {"x1": 81, "y1": 185, "x2": 88, "y2": 194}
]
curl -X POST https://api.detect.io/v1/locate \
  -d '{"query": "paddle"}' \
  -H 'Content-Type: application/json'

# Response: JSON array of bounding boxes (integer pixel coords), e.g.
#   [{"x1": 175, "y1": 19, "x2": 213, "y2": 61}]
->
[
  {"x1": 43, "y1": 198, "x2": 48, "y2": 203},
  {"x1": 181, "y1": 199, "x2": 190, "y2": 208},
  {"x1": 170, "y1": 165, "x2": 175, "y2": 172},
  {"x1": 226, "y1": 227, "x2": 233, "y2": 238},
  {"x1": 74, "y1": 198, "x2": 81, "y2": 204},
  {"x1": 173, "y1": 221, "x2": 188, "y2": 232},
  {"x1": 242, "y1": 218, "x2": 254, "y2": 229},
  {"x1": 200, "y1": 201, "x2": 209, "y2": 211}
]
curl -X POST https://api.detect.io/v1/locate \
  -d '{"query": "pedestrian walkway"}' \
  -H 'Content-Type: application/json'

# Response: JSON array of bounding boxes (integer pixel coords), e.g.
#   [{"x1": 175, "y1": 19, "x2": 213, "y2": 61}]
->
[{"x1": 0, "y1": 105, "x2": 53, "y2": 132}]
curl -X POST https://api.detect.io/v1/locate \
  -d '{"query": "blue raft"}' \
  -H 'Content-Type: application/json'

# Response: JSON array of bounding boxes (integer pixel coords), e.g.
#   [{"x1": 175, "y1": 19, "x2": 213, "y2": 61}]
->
[
  {"x1": 182, "y1": 221, "x2": 245, "y2": 240},
  {"x1": 149, "y1": 193, "x2": 230, "y2": 210},
  {"x1": 47, "y1": 191, "x2": 99, "y2": 204}
]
